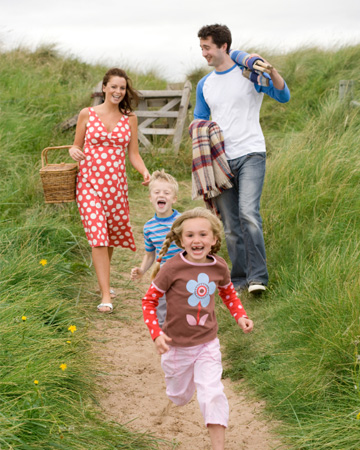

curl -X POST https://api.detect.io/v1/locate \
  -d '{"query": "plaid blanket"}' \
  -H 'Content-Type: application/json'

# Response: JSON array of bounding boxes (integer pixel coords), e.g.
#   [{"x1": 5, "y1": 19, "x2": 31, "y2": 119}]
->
[
  {"x1": 189, "y1": 120, "x2": 233, "y2": 211},
  {"x1": 230, "y1": 49, "x2": 270, "y2": 87},
  {"x1": 242, "y1": 67, "x2": 270, "y2": 87}
]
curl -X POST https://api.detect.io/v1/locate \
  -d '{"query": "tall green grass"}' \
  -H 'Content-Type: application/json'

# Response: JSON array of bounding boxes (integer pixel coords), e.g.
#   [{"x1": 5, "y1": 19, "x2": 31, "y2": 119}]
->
[
  {"x1": 218, "y1": 45, "x2": 360, "y2": 448},
  {"x1": 0, "y1": 46, "x2": 167, "y2": 449}
]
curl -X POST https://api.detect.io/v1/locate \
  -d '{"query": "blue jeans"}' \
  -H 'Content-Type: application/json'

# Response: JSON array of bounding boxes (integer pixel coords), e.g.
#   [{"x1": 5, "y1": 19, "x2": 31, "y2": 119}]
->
[{"x1": 214, "y1": 152, "x2": 268, "y2": 288}]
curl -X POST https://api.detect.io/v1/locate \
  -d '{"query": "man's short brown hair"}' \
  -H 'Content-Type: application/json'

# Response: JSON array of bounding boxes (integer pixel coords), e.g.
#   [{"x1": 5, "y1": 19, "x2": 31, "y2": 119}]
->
[{"x1": 198, "y1": 24, "x2": 232, "y2": 54}]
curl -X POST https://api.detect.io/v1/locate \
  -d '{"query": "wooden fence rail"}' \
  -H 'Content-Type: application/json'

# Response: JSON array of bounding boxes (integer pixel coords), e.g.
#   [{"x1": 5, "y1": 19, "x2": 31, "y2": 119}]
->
[{"x1": 60, "y1": 80, "x2": 192, "y2": 154}]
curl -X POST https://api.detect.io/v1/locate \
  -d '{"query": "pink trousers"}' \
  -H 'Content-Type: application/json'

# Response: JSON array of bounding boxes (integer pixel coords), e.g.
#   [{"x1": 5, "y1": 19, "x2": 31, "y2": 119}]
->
[{"x1": 161, "y1": 337, "x2": 229, "y2": 427}]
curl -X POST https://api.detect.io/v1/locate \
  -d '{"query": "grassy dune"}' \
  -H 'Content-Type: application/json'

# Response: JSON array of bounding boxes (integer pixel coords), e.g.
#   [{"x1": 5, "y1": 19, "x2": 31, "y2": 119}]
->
[
  {"x1": 0, "y1": 46, "x2": 166, "y2": 449},
  {"x1": 1, "y1": 43, "x2": 360, "y2": 448},
  {"x1": 220, "y1": 45, "x2": 360, "y2": 449}
]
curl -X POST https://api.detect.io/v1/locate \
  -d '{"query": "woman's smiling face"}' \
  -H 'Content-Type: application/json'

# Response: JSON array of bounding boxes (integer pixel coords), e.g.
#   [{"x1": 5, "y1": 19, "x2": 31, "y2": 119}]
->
[{"x1": 102, "y1": 76, "x2": 127, "y2": 104}]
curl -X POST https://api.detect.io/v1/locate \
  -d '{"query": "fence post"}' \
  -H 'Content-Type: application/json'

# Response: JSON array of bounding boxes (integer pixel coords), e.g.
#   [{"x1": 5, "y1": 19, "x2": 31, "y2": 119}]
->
[{"x1": 339, "y1": 80, "x2": 354, "y2": 101}]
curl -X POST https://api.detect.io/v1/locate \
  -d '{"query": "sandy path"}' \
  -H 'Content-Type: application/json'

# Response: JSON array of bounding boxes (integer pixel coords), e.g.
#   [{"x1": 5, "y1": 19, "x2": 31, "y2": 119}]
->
[
  {"x1": 90, "y1": 275, "x2": 283, "y2": 450},
  {"x1": 89, "y1": 186, "x2": 283, "y2": 449}
]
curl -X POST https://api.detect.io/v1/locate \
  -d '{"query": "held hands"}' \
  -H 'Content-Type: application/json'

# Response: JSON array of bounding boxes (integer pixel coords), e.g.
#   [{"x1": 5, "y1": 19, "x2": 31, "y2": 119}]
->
[
  {"x1": 130, "y1": 267, "x2": 144, "y2": 281},
  {"x1": 237, "y1": 317, "x2": 254, "y2": 334},
  {"x1": 142, "y1": 170, "x2": 151, "y2": 186},
  {"x1": 69, "y1": 145, "x2": 86, "y2": 162},
  {"x1": 155, "y1": 333, "x2": 172, "y2": 355}
]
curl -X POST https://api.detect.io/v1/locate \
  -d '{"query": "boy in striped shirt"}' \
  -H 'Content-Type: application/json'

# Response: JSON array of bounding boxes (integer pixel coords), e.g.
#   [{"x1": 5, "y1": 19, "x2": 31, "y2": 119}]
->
[{"x1": 131, "y1": 169, "x2": 181, "y2": 326}]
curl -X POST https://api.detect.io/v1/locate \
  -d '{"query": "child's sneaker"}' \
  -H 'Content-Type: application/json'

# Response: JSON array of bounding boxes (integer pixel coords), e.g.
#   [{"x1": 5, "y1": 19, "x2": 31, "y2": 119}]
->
[{"x1": 248, "y1": 282, "x2": 266, "y2": 294}]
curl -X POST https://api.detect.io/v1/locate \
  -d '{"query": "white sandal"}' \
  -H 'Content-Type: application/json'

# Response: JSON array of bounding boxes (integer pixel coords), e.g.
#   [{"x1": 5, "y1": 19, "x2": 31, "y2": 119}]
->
[{"x1": 97, "y1": 303, "x2": 113, "y2": 314}]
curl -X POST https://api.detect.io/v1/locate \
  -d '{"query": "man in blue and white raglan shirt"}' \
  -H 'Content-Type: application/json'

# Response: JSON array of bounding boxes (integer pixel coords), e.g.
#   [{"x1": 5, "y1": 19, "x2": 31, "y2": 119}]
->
[{"x1": 194, "y1": 24, "x2": 290, "y2": 294}]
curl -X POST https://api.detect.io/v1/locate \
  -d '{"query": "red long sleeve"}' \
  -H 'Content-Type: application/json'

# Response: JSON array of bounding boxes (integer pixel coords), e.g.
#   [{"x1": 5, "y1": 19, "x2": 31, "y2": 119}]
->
[
  {"x1": 142, "y1": 283, "x2": 164, "y2": 340},
  {"x1": 218, "y1": 282, "x2": 248, "y2": 320}
]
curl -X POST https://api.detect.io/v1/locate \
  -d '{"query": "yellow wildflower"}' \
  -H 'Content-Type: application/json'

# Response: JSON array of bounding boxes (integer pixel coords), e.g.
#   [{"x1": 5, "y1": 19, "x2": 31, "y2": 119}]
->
[
  {"x1": 39, "y1": 259, "x2": 48, "y2": 266},
  {"x1": 60, "y1": 363, "x2": 67, "y2": 371},
  {"x1": 357, "y1": 412, "x2": 360, "y2": 420},
  {"x1": 22, "y1": 316, "x2": 27, "y2": 321},
  {"x1": 66, "y1": 340, "x2": 71, "y2": 344},
  {"x1": 68, "y1": 325, "x2": 77, "y2": 333},
  {"x1": 34, "y1": 380, "x2": 39, "y2": 385}
]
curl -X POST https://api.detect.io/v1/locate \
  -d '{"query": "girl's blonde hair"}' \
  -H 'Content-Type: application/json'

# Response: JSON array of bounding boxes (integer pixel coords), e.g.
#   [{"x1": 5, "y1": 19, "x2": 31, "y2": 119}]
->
[{"x1": 151, "y1": 207, "x2": 222, "y2": 280}]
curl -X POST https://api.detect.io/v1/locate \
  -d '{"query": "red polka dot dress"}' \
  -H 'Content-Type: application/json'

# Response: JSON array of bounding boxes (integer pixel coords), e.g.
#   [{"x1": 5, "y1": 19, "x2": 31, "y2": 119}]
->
[{"x1": 76, "y1": 107, "x2": 136, "y2": 250}]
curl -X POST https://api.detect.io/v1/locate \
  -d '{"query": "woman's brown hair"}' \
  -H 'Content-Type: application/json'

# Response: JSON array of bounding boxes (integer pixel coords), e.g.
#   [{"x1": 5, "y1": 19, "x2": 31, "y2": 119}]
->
[{"x1": 102, "y1": 68, "x2": 139, "y2": 113}]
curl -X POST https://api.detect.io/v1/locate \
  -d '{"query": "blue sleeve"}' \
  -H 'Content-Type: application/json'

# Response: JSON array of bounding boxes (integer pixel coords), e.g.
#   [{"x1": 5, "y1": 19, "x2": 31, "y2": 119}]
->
[
  {"x1": 143, "y1": 228, "x2": 155, "y2": 253},
  {"x1": 254, "y1": 76, "x2": 290, "y2": 103},
  {"x1": 230, "y1": 48, "x2": 290, "y2": 103},
  {"x1": 194, "y1": 76, "x2": 211, "y2": 120}
]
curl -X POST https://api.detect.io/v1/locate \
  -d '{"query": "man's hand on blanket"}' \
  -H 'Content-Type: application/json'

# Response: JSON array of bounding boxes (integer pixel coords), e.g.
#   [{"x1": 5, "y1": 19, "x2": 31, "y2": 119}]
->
[
  {"x1": 244, "y1": 54, "x2": 265, "y2": 71},
  {"x1": 253, "y1": 59, "x2": 273, "y2": 74},
  {"x1": 254, "y1": 57, "x2": 286, "y2": 90},
  {"x1": 245, "y1": 54, "x2": 273, "y2": 74},
  {"x1": 230, "y1": 50, "x2": 273, "y2": 74}
]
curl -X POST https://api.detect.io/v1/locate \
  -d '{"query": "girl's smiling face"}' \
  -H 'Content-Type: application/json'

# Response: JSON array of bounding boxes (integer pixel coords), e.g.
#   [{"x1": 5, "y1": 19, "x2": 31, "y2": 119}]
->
[{"x1": 180, "y1": 218, "x2": 217, "y2": 264}]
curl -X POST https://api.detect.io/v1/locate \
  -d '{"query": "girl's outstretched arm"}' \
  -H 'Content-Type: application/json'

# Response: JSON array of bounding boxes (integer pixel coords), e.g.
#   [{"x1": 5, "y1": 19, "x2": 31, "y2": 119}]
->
[
  {"x1": 142, "y1": 283, "x2": 165, "y2": 340},
  {"x1": 218, "y1": 282, "x2": 249, "y2": 322},
  {"x1": 218, "y1": 283, "x2": 254, "y2": 333},
  {"x1": 154, "y1": 334, "x2": 172, "y2": 355},
  {"x1": 237, "y1": 317, "x2": 254, "y2": 333}
]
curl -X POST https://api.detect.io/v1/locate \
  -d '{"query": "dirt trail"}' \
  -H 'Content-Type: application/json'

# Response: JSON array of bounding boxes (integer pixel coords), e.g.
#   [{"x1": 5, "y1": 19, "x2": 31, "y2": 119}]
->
[
  {"x1": 90, "y1": 274, "x2": 283, "y2": 450},
  {"x1": 89, "y1": 186, "x2": 283, "y2": 449}
]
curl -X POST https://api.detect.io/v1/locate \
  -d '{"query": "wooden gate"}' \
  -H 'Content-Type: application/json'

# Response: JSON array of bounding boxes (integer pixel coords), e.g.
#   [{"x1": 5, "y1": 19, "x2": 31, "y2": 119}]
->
[
  {"x1": 60, "y1": 80, "x2": 192, "y2": 154},
  {"x1": 136, "y1": 80, "x2": 192, "y2": 153}
]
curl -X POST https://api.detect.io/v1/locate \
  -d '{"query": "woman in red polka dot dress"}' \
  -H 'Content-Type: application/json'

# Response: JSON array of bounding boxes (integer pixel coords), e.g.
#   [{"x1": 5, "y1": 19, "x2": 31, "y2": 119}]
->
[{"x1": 69, "y1": 68, "x2": 150, "y2": 313}]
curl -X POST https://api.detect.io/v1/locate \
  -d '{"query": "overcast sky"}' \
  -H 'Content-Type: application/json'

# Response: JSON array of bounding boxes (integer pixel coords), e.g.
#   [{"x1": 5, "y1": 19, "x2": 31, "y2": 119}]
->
[{"x1": 1, "y1": 0, "x2": 359, "y2": 81}]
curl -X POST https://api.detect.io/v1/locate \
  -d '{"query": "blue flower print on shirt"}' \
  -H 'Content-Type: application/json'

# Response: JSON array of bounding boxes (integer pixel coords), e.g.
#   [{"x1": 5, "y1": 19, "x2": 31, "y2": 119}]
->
[{"x1": 186, "y1": 273, "x2": 216, "y2": 308}]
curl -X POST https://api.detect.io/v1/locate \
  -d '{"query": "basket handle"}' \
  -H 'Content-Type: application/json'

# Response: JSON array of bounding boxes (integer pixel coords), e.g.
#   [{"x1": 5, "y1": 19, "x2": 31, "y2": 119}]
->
[{"x1": 41, "y1": 145, "x2": 74, "y2": 168}]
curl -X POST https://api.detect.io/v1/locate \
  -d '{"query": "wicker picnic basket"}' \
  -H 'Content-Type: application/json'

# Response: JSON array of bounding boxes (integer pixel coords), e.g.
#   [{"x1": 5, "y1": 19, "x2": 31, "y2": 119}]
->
[{"x1": 40, "y1": 145, "x2": 78, "y2": 204}]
